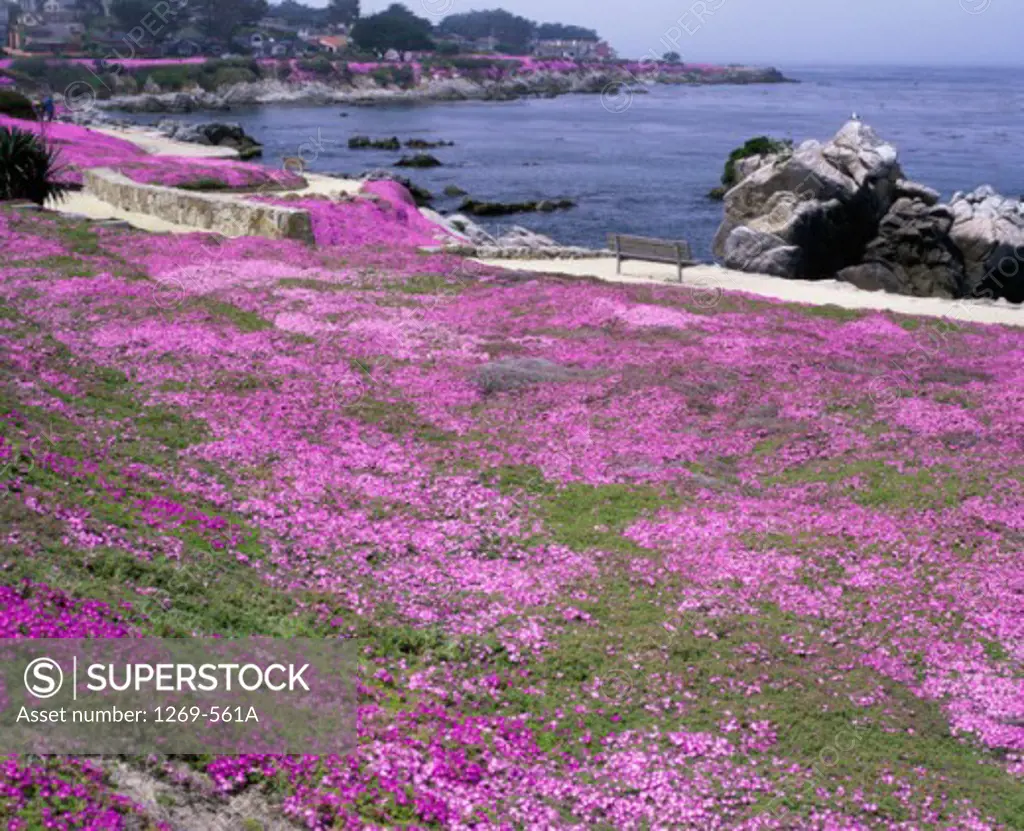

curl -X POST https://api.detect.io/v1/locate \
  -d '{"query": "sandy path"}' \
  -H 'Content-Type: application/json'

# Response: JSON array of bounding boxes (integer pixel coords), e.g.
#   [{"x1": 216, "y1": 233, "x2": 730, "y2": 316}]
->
[
  {"x1": 91, "y1": 125, "x2": 241, "y2": 158},
  {"x1": 93, "y1": 124, "x2": 362, "y2": 195},
  {"x1": 475, "y1": 256, "x2": 1024, "y2": 328}
]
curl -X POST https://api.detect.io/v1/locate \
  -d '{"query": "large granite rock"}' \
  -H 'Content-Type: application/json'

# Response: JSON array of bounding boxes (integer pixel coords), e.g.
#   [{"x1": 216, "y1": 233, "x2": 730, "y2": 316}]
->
[
  {"x1": 714, "y1": 120, "x2": 903, "y2": 279},
  {"x1": 837, "y1": 198, "x2": 965, "y2": 298},
  {"x1": 712, "y1": 120, "x2": 1024, "y2": 303},
  {"x1": 948, "y1": 186, "x2": 1024, "y2": 302}
]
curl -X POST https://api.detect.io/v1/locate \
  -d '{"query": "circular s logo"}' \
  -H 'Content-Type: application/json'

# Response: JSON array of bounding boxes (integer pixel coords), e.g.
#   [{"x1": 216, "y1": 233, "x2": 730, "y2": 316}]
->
[{"x1": 24, "y1": 657, "x2": 63, "y2": 699}]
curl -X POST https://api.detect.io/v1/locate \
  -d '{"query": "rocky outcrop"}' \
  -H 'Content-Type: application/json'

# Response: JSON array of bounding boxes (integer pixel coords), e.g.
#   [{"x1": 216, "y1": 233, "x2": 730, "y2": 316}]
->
[
  {"x1": 458, "y1": 197, "x2": 576, "y2": 216},
  {"x1": 394, "y1": 154, "x2": 442, "y2": 168},
  {"x1": 714, "y1": 121, "x2": 1024, "y2": 303},
  {"x1": 349, "y1": 135, "x2": 401, "y2": 150},
  {"x1": 95, "y1": 65, "x2": 792, "y2": 114},
  {"x1": 714, "y1": 121, "x2": 903, "y2": 280},
  {"x1": 473, "y1": 358, "x2": 582, "y2": 394},
  {"x1": 837, "y1": 199, "x2": 965, "y2": 298},
  {"x1": 154, "y1": 119, "x2": 262, "y2": 158},
  {"x1": 432, "y1": 214, "x2": 599, "y2": 259},
  {"x1": 948, "y1": 186, "x2": 1024, "y2": 303},
  {"x1": 405, "y1": 138, "x2": 454, "y2": 149}
]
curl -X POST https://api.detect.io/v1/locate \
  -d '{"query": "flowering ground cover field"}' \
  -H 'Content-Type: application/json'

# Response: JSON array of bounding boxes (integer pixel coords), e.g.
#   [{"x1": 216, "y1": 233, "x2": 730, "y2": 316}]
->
[
  {"x1": 0, "y1": 192, "x2": 1022, "y2": 829},
  {"x1": 0, "y1": 116, "x2": 304, "y2": 191}
]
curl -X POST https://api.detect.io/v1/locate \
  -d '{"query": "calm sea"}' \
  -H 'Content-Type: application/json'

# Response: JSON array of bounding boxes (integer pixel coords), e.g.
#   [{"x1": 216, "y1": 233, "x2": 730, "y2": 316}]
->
[{"x1": 131, "y1": 65, "x2": 1024, "y2": 258}]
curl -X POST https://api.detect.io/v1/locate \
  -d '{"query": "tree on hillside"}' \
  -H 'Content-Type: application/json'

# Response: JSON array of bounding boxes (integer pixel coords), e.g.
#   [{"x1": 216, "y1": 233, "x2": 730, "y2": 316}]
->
[
  {"x1": 438, "y1": 9, "x2": 534, "y2": 53},
  {"x1": 351, "y1": 4, "x2": 433, "y2": 53},
  {"x1": 327, "y1": 0, "x2": 359, "y2": 27},
  {"x1": 194, "y1": 0, "x2": 269, "y2": 42},
  {"x1": 535, "y1": 22, "x2": 598, "y2": 41},
  {"x1": 271, "y1": 0, "x2": 329, "y2": 27},
  {"x1": 74, "y1": 0, "x2": 108, "y2": 24},
  {"x1": 663, "y1": 51, "x2": 680, "y2": 62},
  {"x1": 111, "y1": 0, "x2": 181, "y2": 41}
]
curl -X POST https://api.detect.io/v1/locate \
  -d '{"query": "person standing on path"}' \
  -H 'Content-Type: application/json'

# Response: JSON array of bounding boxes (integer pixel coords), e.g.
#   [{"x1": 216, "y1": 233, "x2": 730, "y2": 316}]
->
[{"x1": 41, "y1": 94, "x2": 55, "y2": 122}]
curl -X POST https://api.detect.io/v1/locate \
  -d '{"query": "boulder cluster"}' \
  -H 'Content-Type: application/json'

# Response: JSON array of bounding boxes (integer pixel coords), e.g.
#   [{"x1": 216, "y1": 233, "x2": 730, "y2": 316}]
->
[
  {"x1": 713, "y1": 121, "x2": 1024, "y2": 302},
  {"x1": 154, "y1": 120, "x2": 263, "y2": 160}
]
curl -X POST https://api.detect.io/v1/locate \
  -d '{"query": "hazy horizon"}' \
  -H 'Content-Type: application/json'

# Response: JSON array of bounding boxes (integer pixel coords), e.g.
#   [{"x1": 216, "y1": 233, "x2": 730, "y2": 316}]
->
[{"x1": 344, "y1": 0, "x2": 1022, "y2": 67}]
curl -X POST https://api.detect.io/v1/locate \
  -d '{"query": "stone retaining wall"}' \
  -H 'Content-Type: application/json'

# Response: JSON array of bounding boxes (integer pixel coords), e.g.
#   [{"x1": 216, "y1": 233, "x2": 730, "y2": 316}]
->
[{"x1": 82, "y1": 168, "x2": 314, "y2": 242}]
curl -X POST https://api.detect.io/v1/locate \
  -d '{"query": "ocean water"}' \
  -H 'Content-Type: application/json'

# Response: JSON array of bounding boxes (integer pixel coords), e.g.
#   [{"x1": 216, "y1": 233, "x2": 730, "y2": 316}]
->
[{"x1": 131, "y1": 65, "x2": 1024, "y2": 258}]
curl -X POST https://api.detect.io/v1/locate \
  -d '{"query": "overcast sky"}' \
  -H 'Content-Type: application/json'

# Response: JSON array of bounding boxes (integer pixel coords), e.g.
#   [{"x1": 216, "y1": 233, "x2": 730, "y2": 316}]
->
[{"x1": 354, "y1": 0, "x2": 1020, "y2": 66}]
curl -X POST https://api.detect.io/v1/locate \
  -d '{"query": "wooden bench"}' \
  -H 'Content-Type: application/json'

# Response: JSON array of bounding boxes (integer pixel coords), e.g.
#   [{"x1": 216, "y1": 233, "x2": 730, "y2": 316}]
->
[{"x1": 608, "y1": 233, "x2": 695, "y2": 281}]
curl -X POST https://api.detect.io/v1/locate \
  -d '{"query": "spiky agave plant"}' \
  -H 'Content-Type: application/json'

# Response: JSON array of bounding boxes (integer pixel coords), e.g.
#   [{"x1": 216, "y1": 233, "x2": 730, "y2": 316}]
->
[{"x1": 0, "y1": 126, "x2": 71, "y2": 206}]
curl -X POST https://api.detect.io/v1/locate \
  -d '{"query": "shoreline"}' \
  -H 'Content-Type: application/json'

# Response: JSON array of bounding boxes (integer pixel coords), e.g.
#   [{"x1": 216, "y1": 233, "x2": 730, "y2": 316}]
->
[
  {"x1": 477, "y1": 257, "x2": 1024, "y2": 328},
  {"x1": 81, "y1": 65, "x2": 794, "y2": 115},
  {"x1": 48, "y1": 120, "x2": 1024, "y2": 328}
]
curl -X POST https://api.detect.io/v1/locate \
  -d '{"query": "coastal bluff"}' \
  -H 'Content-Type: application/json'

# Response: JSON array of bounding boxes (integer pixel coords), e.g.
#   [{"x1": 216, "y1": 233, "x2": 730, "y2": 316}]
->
[
  {"x1": 713, "y1": 120, "x2": 1024, "y2": 304},
  {"x1": 80, "y1": 61, "x2": 791, "y2": 114}
]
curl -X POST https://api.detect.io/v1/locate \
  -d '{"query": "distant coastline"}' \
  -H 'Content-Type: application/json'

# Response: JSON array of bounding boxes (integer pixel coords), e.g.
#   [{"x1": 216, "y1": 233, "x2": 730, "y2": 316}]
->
[{"x1": 0, "y1": 56, "x2": 794, "y2": 114}]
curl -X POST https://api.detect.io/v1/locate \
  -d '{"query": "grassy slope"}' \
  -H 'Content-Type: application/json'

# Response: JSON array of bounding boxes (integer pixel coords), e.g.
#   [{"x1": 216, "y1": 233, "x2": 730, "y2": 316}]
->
[{"x1": 0, "y1": 208, "x2": 1021, "y2": 828}]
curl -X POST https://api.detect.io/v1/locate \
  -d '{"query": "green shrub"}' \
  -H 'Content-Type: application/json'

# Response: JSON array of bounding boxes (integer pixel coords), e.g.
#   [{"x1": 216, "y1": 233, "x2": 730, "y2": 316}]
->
[
  {"x1": 391, "y1": 65, "x2": 415, "y2": 88},
  {"x1": 140, "y1": 65, "x2": 204, "y2": 91},
  {"x1": 720, "y1": 136, "x2": 792, "y2": 189},
  {"x1": 0, "y1": 126, "x2": 71, "y2": 205},
  {"x1": 298, "y1": 56, "x2": 335, "y2": 76},
  {"x1": 7, "y1": 58, "x2": 101, "y2": 95},
  {"x1": 0, "y1": 90, "x2": 36, "y2": 120},
  {"x1": 211, "y1": 66, "x2": 257, "y2": 88},
  {"x1": 450, "y1": 57, "x2": 509, "y2": 70},
  {"x1": 8, "y1": 58, "x2": 49, "y2": 79},
  {"x1": 176, "y1": 177, "x2": 231, "y2": 191},
  {"x1": 367, "y1": 65, "x2": 416, "y2": 89}
]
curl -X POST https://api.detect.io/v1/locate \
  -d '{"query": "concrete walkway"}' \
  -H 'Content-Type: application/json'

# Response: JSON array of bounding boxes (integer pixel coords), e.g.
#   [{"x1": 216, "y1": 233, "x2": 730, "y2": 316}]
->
[{"x1": 475, "y1": 256, "x2": 1024, "y2": 328}]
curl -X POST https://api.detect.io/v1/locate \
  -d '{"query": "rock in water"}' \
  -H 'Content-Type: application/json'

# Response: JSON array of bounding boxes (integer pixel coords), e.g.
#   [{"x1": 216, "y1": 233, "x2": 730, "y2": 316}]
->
[{"x1": 394, "y1": 154, "x2": 443, "y2": 168}]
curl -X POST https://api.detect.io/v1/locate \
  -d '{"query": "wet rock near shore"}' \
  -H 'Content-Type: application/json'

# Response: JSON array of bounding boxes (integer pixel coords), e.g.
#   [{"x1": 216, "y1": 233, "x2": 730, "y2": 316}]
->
[
  {"x1": 435, "y1": 215, "x2": 601, "y2": 259},
  {"x1": 458, "y1": 197, "x2": 576, "y2": 216},
  {"x1": 110, "y1": 92, "x2": 231, "y2": 113},
  {"x1": 405, "y1": 138, "x2": 454, "y2": 149},
  {"x1": 394, "y1": 153, "x2": 443, "y2": 168},
  {"x1": 348, "y1": 135, "x2": 454, "y2": 152},
  {"x1": 155, "y1": 120, "x2": 263, "y2": 159},
  {"x1": 356, "y1": 169, "x2": 434, "y2": 206},
  {"x1": 713, "y1": 120, "x2": 1024, "y2": 303},
  {"x1": 349, "y1": 135, "x2": 401, "y2": 150}
]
